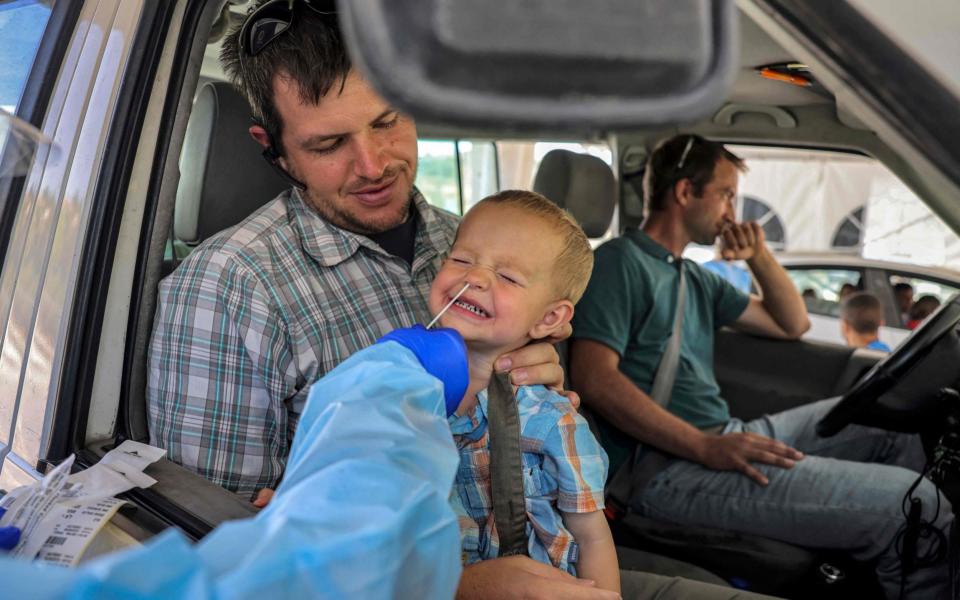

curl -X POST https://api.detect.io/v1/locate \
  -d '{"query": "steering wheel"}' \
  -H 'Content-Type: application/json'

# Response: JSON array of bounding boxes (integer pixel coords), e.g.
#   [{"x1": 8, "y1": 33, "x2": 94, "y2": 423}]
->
[{"x1": 817, "y1": 294, "x2": 960, "y2": 437}]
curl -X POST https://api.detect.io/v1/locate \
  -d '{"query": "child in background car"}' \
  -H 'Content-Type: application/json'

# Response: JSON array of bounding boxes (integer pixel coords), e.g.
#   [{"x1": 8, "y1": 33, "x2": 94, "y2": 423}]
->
[
  {"x1": 838, "y1": 282, "x2": 859, "y2": 300},
  {"x1": 839, "y1": 291, "x2": 891, "y2": 352},
  {"x1": 906, "y1": 294, "x2": 941, "y2": 329},
  {"x1": 429, "y1": 190, "x2": 619, "y2": 593},
  {"x1": 893, "y1": 282, "x2": 915, "y2": 323}
]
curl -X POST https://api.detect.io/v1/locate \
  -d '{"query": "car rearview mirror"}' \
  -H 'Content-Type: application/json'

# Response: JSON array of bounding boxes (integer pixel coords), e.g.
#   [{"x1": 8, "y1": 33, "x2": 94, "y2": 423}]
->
[{"x1": 339, "y1": 0, "x2": 738, "y2": 134}]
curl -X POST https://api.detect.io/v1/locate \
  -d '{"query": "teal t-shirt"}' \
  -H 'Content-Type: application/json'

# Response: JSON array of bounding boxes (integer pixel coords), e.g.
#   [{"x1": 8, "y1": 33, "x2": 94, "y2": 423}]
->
[{"x1": 571, "y1": 229, "x2": 750, "y2": 476}]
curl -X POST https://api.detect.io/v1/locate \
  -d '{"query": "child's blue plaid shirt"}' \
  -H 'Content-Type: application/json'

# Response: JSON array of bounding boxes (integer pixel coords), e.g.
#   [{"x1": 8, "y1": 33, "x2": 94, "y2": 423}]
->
[{"x1": 448, "y1": 384, "x2": 608, "y2": 575}]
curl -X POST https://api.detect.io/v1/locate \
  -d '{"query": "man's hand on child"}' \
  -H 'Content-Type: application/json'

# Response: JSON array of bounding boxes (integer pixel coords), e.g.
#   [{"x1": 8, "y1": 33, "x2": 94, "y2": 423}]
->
[
  {"x1": 494, "y1": 341, "x2": 562, "y2": 385},
  {"x1": 494, "y1": 336, "x2": 580, "y2": 410}
]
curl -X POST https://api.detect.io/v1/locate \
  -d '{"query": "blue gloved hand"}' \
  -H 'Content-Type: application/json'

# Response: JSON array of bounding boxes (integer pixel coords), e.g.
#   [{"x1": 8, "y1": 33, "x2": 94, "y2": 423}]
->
[
  {"x1": 378, "y1": 324, "x2": 468, "y2": 416},
  {"x1": 0, "y1": 507, "x2": 21, "y2": 551}
]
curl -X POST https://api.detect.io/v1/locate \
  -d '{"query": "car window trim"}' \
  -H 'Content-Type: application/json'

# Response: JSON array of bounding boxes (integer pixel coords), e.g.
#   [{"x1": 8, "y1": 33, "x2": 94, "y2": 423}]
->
[
  {"x1": 113, "y1": 0, "x2": 220, "y2": 448},
  {"x1": 44, "y1": 0, "x2": 180, "y2": 464}
]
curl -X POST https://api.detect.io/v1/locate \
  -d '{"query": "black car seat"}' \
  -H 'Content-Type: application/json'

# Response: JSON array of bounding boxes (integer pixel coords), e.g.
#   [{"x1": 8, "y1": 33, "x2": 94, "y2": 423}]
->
[
  {"x1": 167, "y1": 81, "x2": 289, "y2": 273},
  {"x1": 533, "y1": 149, "x2": 617, "y2": 240},
  {"x1": 532, "y1": 149, "x2": 615, "y2": 390},
  {"x1": 531, "y1": 149, "x2": 851, "y2": 598}
]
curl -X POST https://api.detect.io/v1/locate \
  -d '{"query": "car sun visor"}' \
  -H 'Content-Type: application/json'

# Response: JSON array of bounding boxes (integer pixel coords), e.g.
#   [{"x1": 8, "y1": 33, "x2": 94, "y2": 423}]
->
[{"x1": 338, "y1": 0, "x2": 739, "y2": 134}]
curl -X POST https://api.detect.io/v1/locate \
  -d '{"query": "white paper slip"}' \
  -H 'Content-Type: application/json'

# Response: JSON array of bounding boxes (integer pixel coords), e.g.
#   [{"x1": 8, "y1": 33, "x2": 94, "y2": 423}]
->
[
  {"x1": 99, "y1": 440, "x2": 166, "y2": 473},
  {"x1": 66, "y1": 463, "x2": 156, "y2": 503},
  {"x1": 0, "y1": 455, "x2": 75, "y2": 556},
  {"x1": 0, "y1": 484, "x2": 30, "y2": 510},
  {"x1": 0, "y1": 443, "x2": 164, "y2": 563},
  {"x1": 63, "y1": 441, "x2": 165, "y2": 502},
  {"x1": 32, "y1": 497, "x2": 127, "y2": 567}
]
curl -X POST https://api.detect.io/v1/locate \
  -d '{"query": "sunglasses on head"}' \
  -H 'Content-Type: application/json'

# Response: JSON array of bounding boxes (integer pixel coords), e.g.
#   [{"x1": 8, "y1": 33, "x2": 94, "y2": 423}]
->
[
  {"x1": 239, "y1": 0, "x2": 336, "y2": 56},
  {"x1": 675, "y1": 135, "x2": 697, "y2": 171}
]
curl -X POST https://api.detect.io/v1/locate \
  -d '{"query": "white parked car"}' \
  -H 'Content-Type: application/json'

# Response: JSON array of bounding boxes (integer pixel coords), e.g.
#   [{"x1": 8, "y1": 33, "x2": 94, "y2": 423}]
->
[{"x1": 776, "y1": 253, "x2": 960, "y2": 348}]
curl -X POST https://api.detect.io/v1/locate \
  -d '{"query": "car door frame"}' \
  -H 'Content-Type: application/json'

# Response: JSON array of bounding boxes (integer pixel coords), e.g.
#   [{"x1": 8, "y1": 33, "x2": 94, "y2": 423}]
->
[{"x1": 0, "y1": 0, "x2": 177, "y2": 492}]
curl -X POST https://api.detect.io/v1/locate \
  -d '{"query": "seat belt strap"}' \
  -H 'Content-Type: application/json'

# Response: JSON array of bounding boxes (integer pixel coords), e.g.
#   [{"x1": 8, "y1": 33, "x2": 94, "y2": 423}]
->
[
  {"x1": 606, "y1": 259, "x2": 686, "y2": 513},
  {"x1": 487, "y1": 371, "x2": 529, "y2": 557},
  {"x1": 650, "y1": 260, "x2": 687, "y2": 407}
]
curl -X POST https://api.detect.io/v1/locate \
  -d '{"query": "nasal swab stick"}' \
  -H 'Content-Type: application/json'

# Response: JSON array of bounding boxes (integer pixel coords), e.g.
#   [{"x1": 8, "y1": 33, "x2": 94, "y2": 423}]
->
[{"x1": 426, "y1": 283, "x2": 471, "y2": 329}]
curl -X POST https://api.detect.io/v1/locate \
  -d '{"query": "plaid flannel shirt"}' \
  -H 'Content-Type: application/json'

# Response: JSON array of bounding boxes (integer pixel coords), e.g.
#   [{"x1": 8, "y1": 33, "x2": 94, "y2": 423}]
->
[
  {"x1": 449, "y1": 385, "x2": 608, "y2": 575},
  {"x1": 147, "y1": 188, "x2": 458, "y2": 497}
]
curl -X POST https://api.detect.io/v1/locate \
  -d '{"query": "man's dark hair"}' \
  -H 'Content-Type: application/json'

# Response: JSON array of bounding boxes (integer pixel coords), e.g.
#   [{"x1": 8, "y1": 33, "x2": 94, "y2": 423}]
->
[
  {"x1": 910, "y1": 295, "x2": 941, "y2": 321},
  {"x1": 893, "y1": 282, "x2": 914, "y2": 295},
  {"x1": 643, "y1": 134, "x2": 746, "y2": 212},
  {"x1": 220, "y1": 1, "x2": 351, "y2": 156},
  {"x1": 840, "y1": 291, "x2": 883, "y2": 334}
]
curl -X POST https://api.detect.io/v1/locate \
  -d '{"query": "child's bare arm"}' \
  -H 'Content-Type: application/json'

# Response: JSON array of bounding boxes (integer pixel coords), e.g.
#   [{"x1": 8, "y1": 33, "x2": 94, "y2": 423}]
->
[{"x1": 561, "y1": 510, "x2": 620, "y2": 593}]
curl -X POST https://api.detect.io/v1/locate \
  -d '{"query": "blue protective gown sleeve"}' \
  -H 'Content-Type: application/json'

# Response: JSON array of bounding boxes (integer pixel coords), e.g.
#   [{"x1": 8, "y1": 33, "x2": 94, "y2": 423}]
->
[{"x1": 0, "y1": 341, "x2": 462, "y2": 599}]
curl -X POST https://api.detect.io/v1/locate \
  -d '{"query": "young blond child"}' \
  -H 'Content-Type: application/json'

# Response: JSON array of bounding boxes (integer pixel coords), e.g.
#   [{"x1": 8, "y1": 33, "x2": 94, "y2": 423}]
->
[{"x1": 429, "y1": 190, "x2": 619, "y2": 592}]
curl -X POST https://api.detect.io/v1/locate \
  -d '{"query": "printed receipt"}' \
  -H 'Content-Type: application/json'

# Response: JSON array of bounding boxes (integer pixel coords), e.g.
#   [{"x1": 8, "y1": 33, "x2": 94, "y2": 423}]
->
[
  {"x1": 31, "y1": 497, "x2": 127, "y2": 567},
  {"x1": 0, "y1": 441, "x2": 165, "y2": 566}
]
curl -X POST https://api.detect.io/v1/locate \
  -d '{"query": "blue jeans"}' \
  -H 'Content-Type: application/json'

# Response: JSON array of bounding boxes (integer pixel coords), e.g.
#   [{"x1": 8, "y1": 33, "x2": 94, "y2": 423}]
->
[{"x1": 632, "y1": 397, "x2": 953, "y2": 599}]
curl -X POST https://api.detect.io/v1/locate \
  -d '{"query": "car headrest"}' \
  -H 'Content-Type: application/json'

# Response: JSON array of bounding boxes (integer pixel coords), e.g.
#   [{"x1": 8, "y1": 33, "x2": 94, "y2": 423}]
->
[
  {"x1": 532, "y1": 149, "x2": 616, "y2": 238},
  {"x1": 174, "y1": 82, "x2": 289, "y2": 245}
]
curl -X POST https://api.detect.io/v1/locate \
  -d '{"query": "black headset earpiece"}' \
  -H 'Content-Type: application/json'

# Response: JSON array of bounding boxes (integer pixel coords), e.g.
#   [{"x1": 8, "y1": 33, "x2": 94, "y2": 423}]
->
[
  {"x1": 263, "y1": 143, "x2": 281, "y2": 161},
  {"x1": 261, "y1": 133, "x2": 307, "y2": 191},
  {"x1": 250, "y1": 117, "x2": 307, "y2": 191},
  {"x1": 262, "y1": 147, "x2": 307, "y2": 191}
]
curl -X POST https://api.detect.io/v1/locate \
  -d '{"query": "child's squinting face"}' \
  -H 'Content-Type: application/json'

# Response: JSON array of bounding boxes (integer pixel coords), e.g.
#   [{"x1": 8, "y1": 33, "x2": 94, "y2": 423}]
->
[{"x1": 429, "y1": 204, "x2": 563, "y2": 352}]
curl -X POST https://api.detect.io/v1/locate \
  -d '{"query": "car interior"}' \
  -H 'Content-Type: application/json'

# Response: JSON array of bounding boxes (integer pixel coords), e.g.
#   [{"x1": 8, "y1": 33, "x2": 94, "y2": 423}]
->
[{"x1": 50, "y1": 1, "x2": 960, "y2": 598}]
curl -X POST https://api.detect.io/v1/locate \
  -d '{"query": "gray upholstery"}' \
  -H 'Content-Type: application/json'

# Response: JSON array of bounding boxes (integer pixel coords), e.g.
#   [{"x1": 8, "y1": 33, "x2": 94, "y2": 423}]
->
[
  {"x1": 174, "y1": 82, "x2": 288, "y2": 245},
  {"x1": 533, "y1": 149, "x2": 616, "y2": 238}
]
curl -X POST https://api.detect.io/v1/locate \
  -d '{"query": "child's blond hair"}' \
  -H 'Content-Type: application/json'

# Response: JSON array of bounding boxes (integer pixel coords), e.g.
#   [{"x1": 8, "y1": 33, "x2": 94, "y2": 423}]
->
[{"x1": 469, "y1": 190, "x2": 594, "y2": 303}]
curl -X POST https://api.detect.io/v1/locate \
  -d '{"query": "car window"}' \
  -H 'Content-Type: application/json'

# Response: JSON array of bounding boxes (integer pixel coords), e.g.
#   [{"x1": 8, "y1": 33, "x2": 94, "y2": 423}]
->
[
  {"x1": 495, "y1": 139, "x2": 612, "y2": 198},
  {"x1": 0, "y1": 2, "x2": 52, "y2": 114},
  {"x1": 496, "y1": 140, "x2": 616, "y2": 245},
  {"x1": 888, "y1": 274, "x2": 960, "y2": 306},
  {"x1": 415, "y1": 140, "x2": 461, "y2": 214},
  {"x1": 415, "y1": 139, "x2": 498, "y2": 215},
  {"x1": 785, "y1": 267, "x2": 862, "y2": 317},
  {"x1": 415, "y1": 138, "x2": 612, "y2": 221},
  {"x1": 740, "y1": 195, "x2": 786, "y2": 251}
]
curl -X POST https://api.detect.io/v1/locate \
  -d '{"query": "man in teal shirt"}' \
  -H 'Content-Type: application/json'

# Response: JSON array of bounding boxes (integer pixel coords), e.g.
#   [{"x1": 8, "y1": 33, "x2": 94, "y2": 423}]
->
[
  {"x1": 573, "y1": 227, "x2": 750, "y2": 475},
  {"x1": 569, "y1": 134, "x2": 953, "y2": 598}
]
